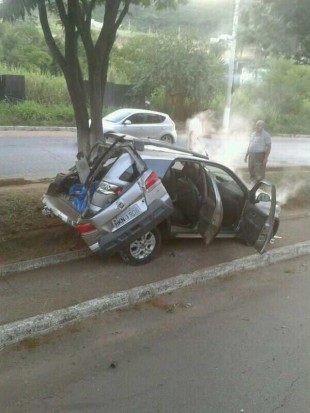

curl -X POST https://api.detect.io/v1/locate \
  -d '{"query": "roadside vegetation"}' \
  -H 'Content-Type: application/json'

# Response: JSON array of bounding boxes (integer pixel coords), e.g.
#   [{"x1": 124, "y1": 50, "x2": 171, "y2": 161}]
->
[
  {"x1": 232, "y1": 59, "x2": 310, "y2": 134},
  {"x1": 0, "y1": 62, "x2": 117, "y2": 126},
  {"x1": 110, "y1": 32, "x2": 226, "y2": 119},
  {"x1": 0, "y1": 0, "x2": 310, "y2": 134}
]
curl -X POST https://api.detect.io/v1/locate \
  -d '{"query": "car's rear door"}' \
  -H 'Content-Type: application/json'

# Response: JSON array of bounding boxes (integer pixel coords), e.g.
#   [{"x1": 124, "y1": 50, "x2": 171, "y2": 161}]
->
[
  {"x1": 87, "y1": 143, "x2": 174, "y2": 255},
  {"x1": 198, "y1": 166, "x2": 223, "y2": 244},
  {"x1": 144, "y1": 114, "x2": 164, "y2": 139},
  {"x1": 90, "y1": 145, "x2": 171, "y2": 229},
  {"x1": 239, "y1": 181, "x2": 276, "y2": 253}
]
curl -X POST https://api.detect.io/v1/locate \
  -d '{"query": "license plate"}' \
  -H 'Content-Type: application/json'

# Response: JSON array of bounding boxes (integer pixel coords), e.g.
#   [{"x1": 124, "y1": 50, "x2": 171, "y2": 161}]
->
[{"x1": 112, "y1": 204, "x2": 142, "y2": 230}]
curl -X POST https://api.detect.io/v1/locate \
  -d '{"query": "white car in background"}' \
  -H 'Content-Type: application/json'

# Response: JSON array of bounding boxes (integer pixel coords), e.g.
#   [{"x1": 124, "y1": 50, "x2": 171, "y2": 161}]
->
[{"x1": 100, "y1": 108, "x2": 177, "y2": 144}]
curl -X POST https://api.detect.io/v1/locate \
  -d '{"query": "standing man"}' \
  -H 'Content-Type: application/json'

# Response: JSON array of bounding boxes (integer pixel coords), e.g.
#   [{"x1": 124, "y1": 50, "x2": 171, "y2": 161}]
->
[{"x1": 244, "y1": 120, "x2": 271, "y2": 182}]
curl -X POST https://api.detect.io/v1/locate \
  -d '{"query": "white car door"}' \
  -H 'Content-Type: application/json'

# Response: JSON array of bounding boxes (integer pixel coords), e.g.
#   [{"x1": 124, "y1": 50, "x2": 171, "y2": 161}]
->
[
  {"x1": 143, "y1": 114, "x2": 164, "y2": 139},
  {"x1": 123, "y1": 113, "x2": 147, "y2": 138}
]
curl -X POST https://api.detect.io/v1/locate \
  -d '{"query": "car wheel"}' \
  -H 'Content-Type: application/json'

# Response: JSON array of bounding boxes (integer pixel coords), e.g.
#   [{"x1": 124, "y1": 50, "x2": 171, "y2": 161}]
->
[
  {"x1": 119, "y1": 227, "x2": 162, "y2": 265},
  {"x1": 161, "y1": 134, "x2": 173, "y2": 144}
]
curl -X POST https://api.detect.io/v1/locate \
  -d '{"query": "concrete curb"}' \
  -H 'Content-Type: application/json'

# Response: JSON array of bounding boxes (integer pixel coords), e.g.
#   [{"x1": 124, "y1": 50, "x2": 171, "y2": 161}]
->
[
  {"x1": 0, "y1": 126, "x2": 309, "y2": 138},
  {"x1": 0, "y1": 250, "x2": 90, "y2": 277},
  {"x1": 0, "y1": 126, "x2": 76, "y2": 132},
  {"x1": 1, "y1": 240, "x2": 310, "y2": 348}
]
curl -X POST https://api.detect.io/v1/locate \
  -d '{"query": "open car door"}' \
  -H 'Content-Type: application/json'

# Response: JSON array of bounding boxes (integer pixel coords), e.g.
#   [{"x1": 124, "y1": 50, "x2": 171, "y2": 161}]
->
[
  {"x1": 240, "y1": 181, "x2": 276, "y2": 254},
  {"x1": 198, "y1": 169, "x2": 223, "y2": 245},
  {"x1": 167, "y1": 162, "x2": 223, "y2": 245}
]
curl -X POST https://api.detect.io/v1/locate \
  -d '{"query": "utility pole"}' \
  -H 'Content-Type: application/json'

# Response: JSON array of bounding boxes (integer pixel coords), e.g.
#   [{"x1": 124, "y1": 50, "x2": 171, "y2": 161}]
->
[{"x1": 222, "y1": 0, "x2": 240, "y2": 133}]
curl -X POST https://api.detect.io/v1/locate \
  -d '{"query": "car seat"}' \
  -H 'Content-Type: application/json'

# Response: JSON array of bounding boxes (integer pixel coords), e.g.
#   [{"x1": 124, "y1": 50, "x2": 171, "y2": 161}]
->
[
  {"x1": 181, "y1": 162, "x2": 203, "y2": 194},
  {"x1": 173, "y1": 163, "x2": 202, "y2": 225},
  {"x1": 162, "y1": 167, "x2": 178, "y2": 202}
]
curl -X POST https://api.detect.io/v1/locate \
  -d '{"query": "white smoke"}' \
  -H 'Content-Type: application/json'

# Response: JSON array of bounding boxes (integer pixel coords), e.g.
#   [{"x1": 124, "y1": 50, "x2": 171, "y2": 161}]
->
[
  {"x1": 186, "y1": 112, "x2": 251, "y2": 172},
  {"x1": 276, "y1": 175, "x2": 309, "y2": 206},
  {"x1": 185, "y1": 113, "x2": 310, "y2": 208}
]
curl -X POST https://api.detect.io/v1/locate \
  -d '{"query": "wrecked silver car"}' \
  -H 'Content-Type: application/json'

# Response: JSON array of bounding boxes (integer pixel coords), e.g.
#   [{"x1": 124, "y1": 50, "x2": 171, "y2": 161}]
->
[{"x1": 42, "y1": 135, "x2": 280, "y2": 265}]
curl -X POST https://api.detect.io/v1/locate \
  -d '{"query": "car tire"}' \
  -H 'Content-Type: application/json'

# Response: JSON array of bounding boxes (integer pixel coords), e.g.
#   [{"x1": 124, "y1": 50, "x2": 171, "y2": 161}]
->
[
  {"x1": 119, "y1": 227, "x2": 162, "y2": 265},
  {"x1": 161, "y1": 134, "x2": 174, "y2": 144}
]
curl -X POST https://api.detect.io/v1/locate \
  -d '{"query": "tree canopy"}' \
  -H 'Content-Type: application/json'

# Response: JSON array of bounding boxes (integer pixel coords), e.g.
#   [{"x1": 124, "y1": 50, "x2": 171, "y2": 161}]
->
[
  {"x1": 232, "y1": 58, "x2": 310, "y2": 134},
  {"x1": 111, "y1": 32, "x2": 225, "y2": 118},
  {"x1": 0, "y1": 21, "x2": 56, "y2": 72},
  {"x1": 240, "y1": 0, "x2": 310, "y2": 62}
]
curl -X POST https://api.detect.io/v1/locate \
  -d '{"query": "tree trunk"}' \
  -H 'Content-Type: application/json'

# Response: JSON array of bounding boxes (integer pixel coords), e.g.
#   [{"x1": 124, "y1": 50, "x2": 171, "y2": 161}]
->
[
  {"x1": 89, "y1": 67, "x2": 105, "y2": 148},
  {"x1": 88, "y1": 41, "x2": 113, "y2": 148},
  {"x1": 36, "y1": 0, "x2": 130, "y2": 154}
]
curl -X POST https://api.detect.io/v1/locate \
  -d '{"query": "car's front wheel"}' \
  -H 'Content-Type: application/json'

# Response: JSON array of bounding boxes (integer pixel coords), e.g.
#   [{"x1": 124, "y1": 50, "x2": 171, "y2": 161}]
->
[
  {"x1": 161, "y1": 134, "x2": 174, "y2": 144},
  {"x1": 119, "y1": 227, "x2": 162, "y2": 265}
]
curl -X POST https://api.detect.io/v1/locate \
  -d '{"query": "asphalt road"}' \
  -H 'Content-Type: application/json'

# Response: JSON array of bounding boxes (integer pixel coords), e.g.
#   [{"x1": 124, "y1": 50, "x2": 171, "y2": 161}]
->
[
  {"x1": 1, "y1": 130, "x2": 310, "y2": 179},
  {"x1": 1, "y1": 253, "x2": 310, "y2": 412},
  {"x1": 0, "y1": 131, "x2": 77, "y2": 179},
  {"x1": 1, "y1": 130, "x2": 310, "y2": 411}
]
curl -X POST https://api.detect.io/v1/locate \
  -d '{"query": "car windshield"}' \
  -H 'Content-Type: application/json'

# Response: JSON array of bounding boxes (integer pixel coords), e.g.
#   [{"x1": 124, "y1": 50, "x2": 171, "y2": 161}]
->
[{"x1": 104, "y1": 110, "x2": 133, "y2": 123}]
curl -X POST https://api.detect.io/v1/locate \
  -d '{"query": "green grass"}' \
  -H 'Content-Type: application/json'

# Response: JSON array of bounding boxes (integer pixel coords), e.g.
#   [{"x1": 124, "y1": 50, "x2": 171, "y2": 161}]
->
[
  {"x1": 0, "y1": 101, "x2": 75, "y2": 126},
  {"x1": 0, "y1": 63, "x2": 75, "y2": 126}
]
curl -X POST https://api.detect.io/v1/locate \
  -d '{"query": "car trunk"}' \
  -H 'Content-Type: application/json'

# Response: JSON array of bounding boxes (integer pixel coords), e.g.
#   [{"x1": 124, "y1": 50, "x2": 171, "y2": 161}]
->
[{"x1": 42, "y1": 139, "x2": 173, "y2": 255}]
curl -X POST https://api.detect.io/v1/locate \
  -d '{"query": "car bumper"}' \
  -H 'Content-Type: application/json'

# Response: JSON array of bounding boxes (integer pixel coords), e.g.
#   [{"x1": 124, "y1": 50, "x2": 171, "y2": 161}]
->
[{"x1": 94, "y1": 198, "x2": 173, "y2": 257}]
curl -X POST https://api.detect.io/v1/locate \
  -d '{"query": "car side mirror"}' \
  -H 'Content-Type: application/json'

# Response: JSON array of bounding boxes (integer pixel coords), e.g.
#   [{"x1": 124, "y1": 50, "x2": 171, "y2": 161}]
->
[
  {"x1": 256, "y1": 192, "x2": 271, "y2": 203},
  {"x1": 124, "y1": 120, "x2": 131, "y2": 125}
]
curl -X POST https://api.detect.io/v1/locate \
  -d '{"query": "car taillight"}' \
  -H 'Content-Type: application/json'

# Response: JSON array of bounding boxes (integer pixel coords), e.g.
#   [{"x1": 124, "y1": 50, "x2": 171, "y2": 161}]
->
[
  {"x1": 76, "y1": 223, "x2": 96, "y2": 234},
  {"x1": 145, "y1": 171, "x2": 159, "y2": 189},
  {"x1": 113, "y1": 186, "x2": 123, "y2": 194},
  {"x1": 98, "y1": 181, "x2": 123, "y2": 195}
]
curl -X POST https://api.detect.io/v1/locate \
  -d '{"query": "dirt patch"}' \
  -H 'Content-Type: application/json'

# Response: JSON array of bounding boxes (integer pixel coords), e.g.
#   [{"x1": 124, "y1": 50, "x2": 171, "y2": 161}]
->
[
  {"x1": 0, "y1": 170, "x2": 309, "y2": 266},
  {"x1": 0, "y1": 178, "x2": 37, "y2": 187},
  {"x1": 0, "y1": 183, "x2": 84, "y2": 265}
]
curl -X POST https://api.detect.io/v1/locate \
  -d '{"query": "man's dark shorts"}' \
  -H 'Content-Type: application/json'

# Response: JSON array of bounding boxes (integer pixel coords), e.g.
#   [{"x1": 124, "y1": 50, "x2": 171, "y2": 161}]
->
[{"x1": 248, "y1": 152, "x2": 266, "y2": 181}]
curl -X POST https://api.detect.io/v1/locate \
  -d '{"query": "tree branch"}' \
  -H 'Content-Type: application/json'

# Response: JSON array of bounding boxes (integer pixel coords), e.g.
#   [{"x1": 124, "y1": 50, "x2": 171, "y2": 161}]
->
[
  {"x1": 73, "y1": 0, "x2": 94, "y2": 54},
  {"x1": 116, "y1": 0, "x2": 131, "y2": 29},
  {"x1": 86, "y1": 0, "x2": 97, "y2": 24},
  {"x1": 65, "y1": 0, "x2": 78, "y2": 62},
  {"x1": 37, "y1": 1, "x2": 65, "y2": 70},
  {"x1": 104, "y1": 0, "x2": 121, "y2": 28},
  {"x1": 55, "y1": 0, "x2": 68, "y2": 27}
]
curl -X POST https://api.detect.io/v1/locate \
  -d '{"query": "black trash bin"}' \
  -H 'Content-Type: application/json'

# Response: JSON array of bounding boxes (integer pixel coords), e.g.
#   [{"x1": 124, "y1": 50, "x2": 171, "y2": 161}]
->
[{"x1": 0, "y1": 74, "x2": 25, "y2": 102}]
